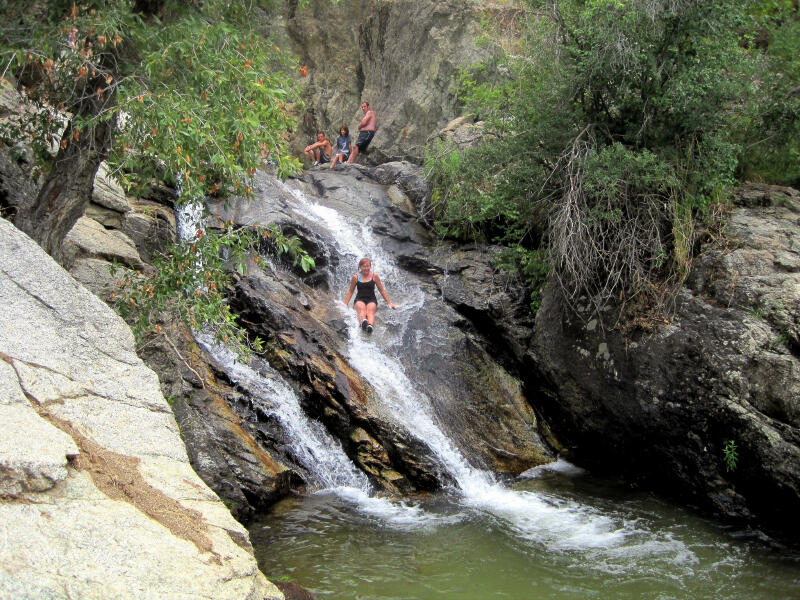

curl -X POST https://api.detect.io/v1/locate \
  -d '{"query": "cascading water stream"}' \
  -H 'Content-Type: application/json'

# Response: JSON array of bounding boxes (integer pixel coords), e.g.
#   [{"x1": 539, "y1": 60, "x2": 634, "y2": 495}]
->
[
  {"x1": 195, "y1": 333, "x2": 443, "y2": 525},
  {"x1": 175, "y1": 200, "x2": 438, "y2": 525},
  {"x1": 284, "y1": 182, "x2": 692, "y2": 558},
  {"x1": 196, "y1": 333, "x2": 372, "y2": 491},
  {"x1": 174, "y1": 200, "x2": 370, "y2": 491},
  {"x1": 239, "y1": 180, "x2": 800, "y2": 600}
]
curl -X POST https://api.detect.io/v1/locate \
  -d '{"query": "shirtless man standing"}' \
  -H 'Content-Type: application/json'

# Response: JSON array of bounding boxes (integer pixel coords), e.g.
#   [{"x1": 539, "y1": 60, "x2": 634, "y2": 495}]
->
[
  {"x1": 347, "y1": 101, "x2": 377, "y2": 164},
  {"x1": 304, "y1": 132, "x2": 333, "y2": 166}
]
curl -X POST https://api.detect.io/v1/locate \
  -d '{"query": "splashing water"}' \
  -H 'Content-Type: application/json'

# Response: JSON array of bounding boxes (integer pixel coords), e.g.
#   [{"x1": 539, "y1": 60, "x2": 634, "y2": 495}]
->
[
  {"x1": 195, "y1": 333, "x2": 454, "y2": 527},
  {"x1": 196, "y1": 333, "x2": 371, "y2": 491},
  {"x1": 243, "y1": 178, "x2": 800, "y2": 600},
  {"x1": 284, "y1": 185, "x2": 424, "y2": 346},
  {"x1": 175, "y1": 191, "x2": 447, "y2": 523},
  {"x1": 283, "y1": 180, "x2": 690, "y2": 561},
  {"x1": 347, "y1": 331, "x2": 629, "y2": 552}
]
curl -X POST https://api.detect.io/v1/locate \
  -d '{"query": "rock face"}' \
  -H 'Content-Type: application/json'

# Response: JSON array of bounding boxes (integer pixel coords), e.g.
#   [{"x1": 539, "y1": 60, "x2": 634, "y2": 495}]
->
[
  {"x1": 0, "y1": 85, "x2": 43, "y2": 223},
  {"x1": 56, "y1": 165, "x2": 300, "y2": 524},
  {"x1": 136, "y1": 320, "x2": 300, "y2": 524},
  {"x1": 0, "y1": 218, "x2": 282, "y2": 600},
  {"x1": 529, "y1": 184, "x2": 800, "y2": 539},
  {"x1": 230, "y1": 265, "x2": 452, "y2": 492},
  {"x1": 211, "y1": 164, "x2": 554, "y2": 486},
  {"x1": 284, "y1": 0, "x2": 509, "y2": 164}
]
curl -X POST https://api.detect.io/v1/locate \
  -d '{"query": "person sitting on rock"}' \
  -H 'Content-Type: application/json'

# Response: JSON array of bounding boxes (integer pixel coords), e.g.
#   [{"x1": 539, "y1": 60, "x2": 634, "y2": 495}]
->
[
  {"x1": 343, "y1": 257, "x2": 396, "y2": 334},
  {"x1": 304, "y1": 132, "x2": 332, "y2": 166},
  {"x1": 346, "y1": 102, "x2": 377, "y2": 165},
  {"x1": 330, "y1": 125, "x2": 352, "y2": 169}
]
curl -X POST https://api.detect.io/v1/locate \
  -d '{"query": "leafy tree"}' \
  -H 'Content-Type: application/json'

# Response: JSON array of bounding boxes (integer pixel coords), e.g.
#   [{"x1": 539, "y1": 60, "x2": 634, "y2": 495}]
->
[
  {"x1": 2, "y1": 1, "x2": 127, "y2": 262},
  {"x1": 1, "y1": 0, "x2": 302, "y2": 262},
  {"x1": 1, "y1": 0, "x2": 310, "y2": 353},
  {"x1": 427, "y1": 0, "x2": 797, "y2": 321},
  {"x1": 111, "y1": 220, "x2": 315, "y2": 358},
  {"x1": 737, "y1": 1, "x2": 800, "y2": 185}
]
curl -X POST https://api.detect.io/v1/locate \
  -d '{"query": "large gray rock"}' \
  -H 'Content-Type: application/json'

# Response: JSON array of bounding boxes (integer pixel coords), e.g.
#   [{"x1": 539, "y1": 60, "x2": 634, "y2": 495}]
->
[
  {"x1": 92, "y1": 161, "x2": 131, "y2": 214},
  {"x1": 529, "y1": 185, "x2": 800, "y2": 540},
  {"x1": 67, "y1": 256, "x2": 127, "y2": 301},
  {"x1": 689, "y1": 183, "x2": 800, "y2": 359},
  {"x1": 0, "y1": 218, "x2": 282, "y2": 600},
  {"x1": 121, "y1": 198, "x2": 175, "y2": 263},
  {"x1": 62, "y1": 215, "x2": 145, "y2": 270},
  {"x1": 0, "y1": 360, "x2": 79, "y2": 496},
  {"x1": 82, "y1": 162, "x2": 131, "y2": 230}
]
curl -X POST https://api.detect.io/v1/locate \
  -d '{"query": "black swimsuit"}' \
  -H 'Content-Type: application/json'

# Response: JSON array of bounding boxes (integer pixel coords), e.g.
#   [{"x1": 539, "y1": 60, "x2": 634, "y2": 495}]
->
[{"x1": 354, "y1": 277, "x2": 378, "y2": 306}]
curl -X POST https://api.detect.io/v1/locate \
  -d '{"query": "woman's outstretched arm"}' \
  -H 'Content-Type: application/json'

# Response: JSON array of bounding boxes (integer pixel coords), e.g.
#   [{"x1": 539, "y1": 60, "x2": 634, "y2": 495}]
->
[
  {"x1": 343, "y1": 275, "x2": 357, "y2": 305},
  {"x1": 374, "y1": 274, "x2": 397, "y2": 308}
]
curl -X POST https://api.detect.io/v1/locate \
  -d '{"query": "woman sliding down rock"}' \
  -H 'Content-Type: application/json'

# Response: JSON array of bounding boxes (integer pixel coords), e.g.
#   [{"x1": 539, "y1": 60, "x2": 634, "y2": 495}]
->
[{"x1": 343, "y1": 257, "x2": 396, "y2": 333}]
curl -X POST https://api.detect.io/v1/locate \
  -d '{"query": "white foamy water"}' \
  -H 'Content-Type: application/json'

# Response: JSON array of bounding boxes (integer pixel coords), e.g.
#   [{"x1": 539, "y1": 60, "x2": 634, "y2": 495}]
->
[
  {"x1": 347, "y1": 332, "x2": 628, "y2": 551},
  {"x1": 319, "y1": 486, "x2": 463, "y2": 530},
  {"x1": 176, "y1": 192, "x2": 449, "y2": 525},
  {"x1": 175, "y1": 200, "x2": 204, "y2": 241},
  {"x1": 285, "y1": 186, "x2": 425, "y2": 338},
  {"x1": 519, "y1": 457, "x2": 587, "y2": 479},
  {"x1": 196, "y1": 334, "x2": 451, "y2": 527},
  {"x1": 196, "y1": 333, "x2": 372, "y2": 491},
  {"x1": 284, "y1": 181, "x2": 691, "y2": 560}
]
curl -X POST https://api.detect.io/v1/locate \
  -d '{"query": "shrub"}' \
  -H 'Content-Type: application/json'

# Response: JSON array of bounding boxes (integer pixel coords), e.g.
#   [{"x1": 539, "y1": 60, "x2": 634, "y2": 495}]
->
[
  {"x1": 425, "y1": 0, "x2": 796, "y2": 322},
  {"x1": 549, "y1": 141, "x2": 679, "y2": 313},
  {"x1": 111, "y1": 221, "x2": 315, "y2": 357}
]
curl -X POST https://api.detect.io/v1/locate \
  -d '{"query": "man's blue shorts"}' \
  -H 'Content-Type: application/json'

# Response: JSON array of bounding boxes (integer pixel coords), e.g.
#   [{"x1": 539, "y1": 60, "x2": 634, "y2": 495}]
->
[{"x1": 356, "y1": 130, "x2": 375, "y2": 151}]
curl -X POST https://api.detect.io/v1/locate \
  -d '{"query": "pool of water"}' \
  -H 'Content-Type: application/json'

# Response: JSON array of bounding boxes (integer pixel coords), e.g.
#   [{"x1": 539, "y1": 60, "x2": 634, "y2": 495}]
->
[
  {"x1": 245, "y1": 180, "x2": 798, "y2": 599},
  {"x1": 250, "y1": 467, "x2": 800, "y2": 600}
]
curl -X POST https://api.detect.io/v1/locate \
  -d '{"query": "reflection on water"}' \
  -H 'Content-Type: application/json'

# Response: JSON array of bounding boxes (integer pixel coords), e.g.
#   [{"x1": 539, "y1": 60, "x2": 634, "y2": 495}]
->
[{"x1": 251, "y1": 468, "x2": 800, "y2": 600}]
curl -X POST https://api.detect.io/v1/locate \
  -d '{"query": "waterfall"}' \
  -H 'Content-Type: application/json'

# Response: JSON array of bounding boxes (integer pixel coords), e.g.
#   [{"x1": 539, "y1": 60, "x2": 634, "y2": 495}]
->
[
  {"x1": 175, "y1": 202, "x2": 204, "y2": 241},
  {"x1": 176, "y1": 202, "x2": 438, "y2": 525},
  {"x1": 180, "y1": 178, "x2": 690, "y2": 559},
  {"x1": 195, "y1": 334, "x2": 372, "y2": 492},
  {"x1": 285, "y1": 183, "x2": 655, "y2": 553},
  {"x1": 174, "y1": 199, "x2": 372, "y2": 490}
]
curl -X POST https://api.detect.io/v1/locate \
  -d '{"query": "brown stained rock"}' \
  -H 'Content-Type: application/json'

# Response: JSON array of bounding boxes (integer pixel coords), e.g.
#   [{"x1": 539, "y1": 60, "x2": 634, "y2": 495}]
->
[
  {"x1": 43, "y1": 408, "x2": 213, "y2": 555},
  {"x1": 1, "y1": 218, "x2": 274, "y2": 598},
  {"x1": 136, "y1": 320, "x2": 297, "y2": 524},
  {"x1": 231, "y1": 268, "x2": 450, "y2": 493},
  {"x1": 275, "y1": 580, "x2": 315, "y2": 600},
  {"x1": 4, "y1": 340, "x2": 210, "y2": 553}
]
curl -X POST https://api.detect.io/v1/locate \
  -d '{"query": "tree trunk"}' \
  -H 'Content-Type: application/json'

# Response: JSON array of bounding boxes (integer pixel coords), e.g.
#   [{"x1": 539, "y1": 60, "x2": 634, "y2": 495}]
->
[
  {"x1": 14, "y1": 121, "x2": 111, "y2": 266},
  {"x1": 13, "y1": 53, "x2": 117, "y2": 266}
]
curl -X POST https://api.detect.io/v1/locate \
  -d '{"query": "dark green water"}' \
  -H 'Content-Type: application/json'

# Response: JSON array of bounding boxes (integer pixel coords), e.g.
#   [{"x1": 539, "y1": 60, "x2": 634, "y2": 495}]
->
[{"x1": 250, "y1": 468, "x2": 800, "y2": 600}]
